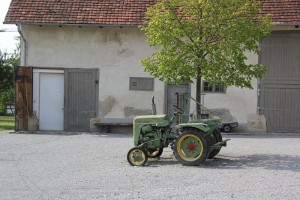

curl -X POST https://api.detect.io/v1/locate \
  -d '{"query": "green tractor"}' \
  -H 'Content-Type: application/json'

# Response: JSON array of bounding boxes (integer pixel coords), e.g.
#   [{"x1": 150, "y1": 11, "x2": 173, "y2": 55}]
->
[{"x1": 127, "y1": 96, "x2": 229, "y2": 166}]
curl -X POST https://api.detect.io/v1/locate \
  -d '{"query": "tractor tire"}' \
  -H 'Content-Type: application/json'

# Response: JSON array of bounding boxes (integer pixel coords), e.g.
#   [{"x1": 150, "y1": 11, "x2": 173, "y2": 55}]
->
[
  {"x1": 147, "y1": 148, "x2": 163, "y2": 158},
  {"x1": 127, "y1": 147, "x2": 148, "y2": 166},
  {"x1": 173, "y1": 128, "x2": 209, "y2": 166},
  {"x1": 207, "y1": 130, "x2": 222, "y2": 159}
]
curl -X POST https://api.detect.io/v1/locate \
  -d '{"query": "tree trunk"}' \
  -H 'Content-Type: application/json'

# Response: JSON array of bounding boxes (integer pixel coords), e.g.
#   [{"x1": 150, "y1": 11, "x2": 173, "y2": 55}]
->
[{"x1": 196, "y1": 68, "x2": 201, "y2": 116}]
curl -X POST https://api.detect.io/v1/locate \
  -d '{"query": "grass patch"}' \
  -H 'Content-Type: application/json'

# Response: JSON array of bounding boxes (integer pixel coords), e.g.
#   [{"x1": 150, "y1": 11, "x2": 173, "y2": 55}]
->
[{"x1": 0, "y1": 115, "x2": 15, "y2": 131}]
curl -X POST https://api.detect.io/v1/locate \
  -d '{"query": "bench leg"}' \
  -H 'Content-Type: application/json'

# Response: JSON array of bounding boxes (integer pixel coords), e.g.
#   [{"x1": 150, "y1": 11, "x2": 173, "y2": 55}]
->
[{"x1": 100, "y1": 125, "x2": 110, "y2": 133}]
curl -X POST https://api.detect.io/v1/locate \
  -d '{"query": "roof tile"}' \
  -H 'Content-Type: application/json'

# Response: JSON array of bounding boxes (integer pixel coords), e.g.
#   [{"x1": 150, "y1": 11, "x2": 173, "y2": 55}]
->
[
  {"x1": 3, "y1": 0, "x2": 300, "y2": 25},
  {"x1": 260, "y1": 0, "x2": 300, "y2": 24}
]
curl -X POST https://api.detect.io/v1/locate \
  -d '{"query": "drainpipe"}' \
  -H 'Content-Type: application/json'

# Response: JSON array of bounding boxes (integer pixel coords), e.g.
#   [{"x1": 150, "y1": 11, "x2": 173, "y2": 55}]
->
[
  {"x1": 17, "y1": 24, "x2": 27, "y2": 66},
  {"x1": 16, "y1": 24, "x2": 28, "y2": 131}
]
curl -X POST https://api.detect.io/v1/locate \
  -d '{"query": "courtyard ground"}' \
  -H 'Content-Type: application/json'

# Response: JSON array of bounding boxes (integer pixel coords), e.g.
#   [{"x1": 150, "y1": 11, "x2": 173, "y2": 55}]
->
[{"x1": 0, "y1": 131, "x2": 299, "y2": 200}]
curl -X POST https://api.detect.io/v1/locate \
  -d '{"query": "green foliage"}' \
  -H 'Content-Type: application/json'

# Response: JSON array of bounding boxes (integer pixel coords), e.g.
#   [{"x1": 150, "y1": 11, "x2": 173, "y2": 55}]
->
[
  {"x1": 141, "y1": 0, "x2": 273, "y2": 89},
  {"x1": 0, "y1": 46, "x2": 20, "y2": 113}
]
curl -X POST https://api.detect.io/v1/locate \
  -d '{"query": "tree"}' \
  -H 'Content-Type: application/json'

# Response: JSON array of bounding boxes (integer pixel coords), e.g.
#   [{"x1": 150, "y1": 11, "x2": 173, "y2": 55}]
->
[
  {"x1": 140, "y1": 0, "x2": 273, "y2": 112},
  {"x1": 0, "y1": 44, "x2": 20, "y2": 114}
]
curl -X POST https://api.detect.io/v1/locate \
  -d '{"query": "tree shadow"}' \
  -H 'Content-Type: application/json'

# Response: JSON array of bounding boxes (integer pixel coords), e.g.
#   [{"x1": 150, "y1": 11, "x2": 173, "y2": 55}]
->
[
  {"x1": 144, "y1": 154, "x2": 300, "y2": 172},
  {"x1": 147, "y1": 156, "x2": 179, "y2": 167},
  {"x1": 203, "y1": 154, "x2": 300, "y2": 172}
]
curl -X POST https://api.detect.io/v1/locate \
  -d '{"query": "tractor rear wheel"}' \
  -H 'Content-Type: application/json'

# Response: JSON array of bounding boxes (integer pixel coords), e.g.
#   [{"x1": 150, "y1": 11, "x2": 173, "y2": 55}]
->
[
  {"x1": 147, "y1": 148, "x2": 163, "y2": 158},
  {"x1": 207, "y1": 130, "x2": 222, "y2": 159},
  {"x1": 127, "y1": 147, "x2": 148, "y2": 166},
  {"x1": 173, "y1": 129, "x2": 209, "y2": 166}
]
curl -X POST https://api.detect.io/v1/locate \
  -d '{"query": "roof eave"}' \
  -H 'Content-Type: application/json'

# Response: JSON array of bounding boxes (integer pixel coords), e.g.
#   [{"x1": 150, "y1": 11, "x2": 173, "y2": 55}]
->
[
  {"x1": 4, "y1": 21, "x2": 299, "y2": 27},
  {"x1": 273, "y1": 22, "x2": 300, "y2": 26},
  {"x1": 3, "y1": 21, "x2": 145, "y2": 27}
]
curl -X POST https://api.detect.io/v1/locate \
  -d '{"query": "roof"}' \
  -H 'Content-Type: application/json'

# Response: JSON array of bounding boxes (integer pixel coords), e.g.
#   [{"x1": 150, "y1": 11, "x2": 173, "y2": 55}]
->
[
  {"x1": 4, "y1": 0, "x2": 155, "y2": 26},
  {"x1": 260, "y1": 0, "x2": 300, "y2": 24},
  {"x1": 4, "y1": 0, "x2": 300, "y2": 26}
]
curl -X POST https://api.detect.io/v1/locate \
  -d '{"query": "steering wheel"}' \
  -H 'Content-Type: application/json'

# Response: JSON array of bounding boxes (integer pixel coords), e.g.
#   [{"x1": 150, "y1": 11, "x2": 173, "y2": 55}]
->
[{"x1": 172, "y1": 105, "x2": 184, "y2": 114}]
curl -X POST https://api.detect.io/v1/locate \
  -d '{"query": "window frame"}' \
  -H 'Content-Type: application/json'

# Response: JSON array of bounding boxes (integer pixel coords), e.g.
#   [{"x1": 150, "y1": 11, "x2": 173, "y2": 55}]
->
[
  {"x1": 202, "y1": 81, "x2": 226, "y2": 93},
  {"x1": 129, "y1": 77, "x2": 154, "y2": 91}
]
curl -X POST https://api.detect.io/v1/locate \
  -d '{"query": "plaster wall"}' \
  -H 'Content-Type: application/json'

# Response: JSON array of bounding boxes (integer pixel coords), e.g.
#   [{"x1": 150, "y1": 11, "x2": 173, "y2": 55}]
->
[
  {"x1": 21, "y1": 25, "x2": 263, "y2": 131},
  {"x1": 189, "y1": 51, "x2": 263, "y2": 131},
  {"x1": 21, "y1": 25, "x2": 165, "y2": 119}
]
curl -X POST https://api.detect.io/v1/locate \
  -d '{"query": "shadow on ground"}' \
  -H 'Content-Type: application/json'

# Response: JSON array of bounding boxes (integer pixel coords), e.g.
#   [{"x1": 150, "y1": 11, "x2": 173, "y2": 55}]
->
[
  {"x1": 147, "y1": 157, "x2": 179, "y2": 167},
  {"x1": 205, "y1": 154, "x2": 300, "y2": 172},
  {"x1": 146, "y1": 154, "x2": 300, "y2": 172}
]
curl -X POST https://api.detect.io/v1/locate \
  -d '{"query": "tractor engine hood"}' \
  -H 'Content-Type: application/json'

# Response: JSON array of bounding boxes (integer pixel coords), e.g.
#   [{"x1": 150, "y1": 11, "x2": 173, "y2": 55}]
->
[{"x1": 133, "y1": 114, "x2": 169, "y2": 126}]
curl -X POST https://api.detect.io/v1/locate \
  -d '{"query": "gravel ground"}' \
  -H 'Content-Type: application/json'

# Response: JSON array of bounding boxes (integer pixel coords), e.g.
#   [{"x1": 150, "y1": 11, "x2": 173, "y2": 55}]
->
[{"x1": 0, "y1": 131, "x2": 299, "y2": 200}]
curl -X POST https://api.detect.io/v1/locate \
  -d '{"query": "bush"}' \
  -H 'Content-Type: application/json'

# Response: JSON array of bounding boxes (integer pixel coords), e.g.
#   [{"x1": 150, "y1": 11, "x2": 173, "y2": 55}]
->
[{"x1": 0, "y1": 49, "x2": 20, "y2": 113}]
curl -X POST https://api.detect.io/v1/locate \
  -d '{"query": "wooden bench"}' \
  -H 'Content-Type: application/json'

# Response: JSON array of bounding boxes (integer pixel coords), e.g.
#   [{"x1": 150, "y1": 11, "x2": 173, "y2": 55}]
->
[{"x1": 93, "y1": 118, "x2": 133, "y2": 133}]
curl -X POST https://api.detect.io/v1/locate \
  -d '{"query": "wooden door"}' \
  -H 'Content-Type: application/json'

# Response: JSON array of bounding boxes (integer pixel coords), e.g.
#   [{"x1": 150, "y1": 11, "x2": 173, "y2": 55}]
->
[
  {"x1": 15, "y1": 67, "x2": 32, "y2": 131},
  {"x1": 64, "y1": 69, "x2": 99, "y2": 131},
  {"x1": 166, "y1": 84, "x2": 190, "y2": 123},
  {"x1": 259, "y1": 33, "x2": 300, "y2": 132}
]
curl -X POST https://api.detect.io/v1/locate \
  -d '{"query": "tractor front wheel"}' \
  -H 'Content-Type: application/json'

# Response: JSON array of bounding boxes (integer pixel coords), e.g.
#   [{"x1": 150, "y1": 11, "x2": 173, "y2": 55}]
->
[
  {"x1": 127, "y1": 147, "x2": 148, "y2": 166},
  {"x1": 173, "y1": 129, "x2": 209, "y2": 166}
]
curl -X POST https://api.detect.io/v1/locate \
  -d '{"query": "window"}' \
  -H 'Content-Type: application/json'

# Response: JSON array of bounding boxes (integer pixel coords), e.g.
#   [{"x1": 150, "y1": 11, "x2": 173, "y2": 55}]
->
[
  {"x1": 129, "y1": 77, "x2": 154, "y2": 91},
  {"x1": 203, "y1": 81, "x2": 225, "y2": 93}
]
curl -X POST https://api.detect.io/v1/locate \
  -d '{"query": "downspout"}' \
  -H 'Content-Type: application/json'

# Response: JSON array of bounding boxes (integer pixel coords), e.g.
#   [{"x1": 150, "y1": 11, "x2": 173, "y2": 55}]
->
[
  {"x1": 16, "y1": 24, "x2": 28, "y2": 131},
  {"x1": 17, "y1": 24, "x2": 27, "y2": 66}
]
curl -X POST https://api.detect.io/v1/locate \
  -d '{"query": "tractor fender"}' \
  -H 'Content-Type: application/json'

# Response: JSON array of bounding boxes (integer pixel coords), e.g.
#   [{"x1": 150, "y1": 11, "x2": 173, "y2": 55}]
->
[{"x1": 176, "y1": 122, "x2": 210, "y2": 133}]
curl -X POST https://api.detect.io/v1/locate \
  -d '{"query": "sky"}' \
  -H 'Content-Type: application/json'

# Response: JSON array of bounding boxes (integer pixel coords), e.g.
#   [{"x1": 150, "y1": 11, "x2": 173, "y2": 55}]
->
[{"x1": 0, "y1": 0, "x2": 19, "y2": 53}]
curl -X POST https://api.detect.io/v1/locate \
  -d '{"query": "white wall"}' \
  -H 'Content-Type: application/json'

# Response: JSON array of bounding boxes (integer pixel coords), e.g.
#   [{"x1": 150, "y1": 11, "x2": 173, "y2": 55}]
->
[
  {"x1": 22, "y1": 25, "x2": 165, "y2": 119},
  {"x1": 190, "y1": 51, "x2": 259, "y2": 124},
  {"x1": 21, "y1": 25, "x2": 261, "y2": 130}
]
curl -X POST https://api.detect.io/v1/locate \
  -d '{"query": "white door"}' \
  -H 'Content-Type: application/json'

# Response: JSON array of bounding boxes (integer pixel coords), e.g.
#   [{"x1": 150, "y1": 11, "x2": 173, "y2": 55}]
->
[{"x1": 39, "y1": 73, "x2": 64, "y2": 130}]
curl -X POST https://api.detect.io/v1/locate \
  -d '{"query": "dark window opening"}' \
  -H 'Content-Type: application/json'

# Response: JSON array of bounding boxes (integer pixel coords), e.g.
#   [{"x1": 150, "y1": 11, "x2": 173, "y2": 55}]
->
[{"x1": 203, "y1": 81, "x2": 225, "y2": 93}]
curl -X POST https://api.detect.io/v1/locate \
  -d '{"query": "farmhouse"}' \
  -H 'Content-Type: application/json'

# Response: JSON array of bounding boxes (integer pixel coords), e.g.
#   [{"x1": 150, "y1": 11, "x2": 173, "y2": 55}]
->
[{"x1": 4, "y1": 0, "x2": 300, "y2": 133}]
